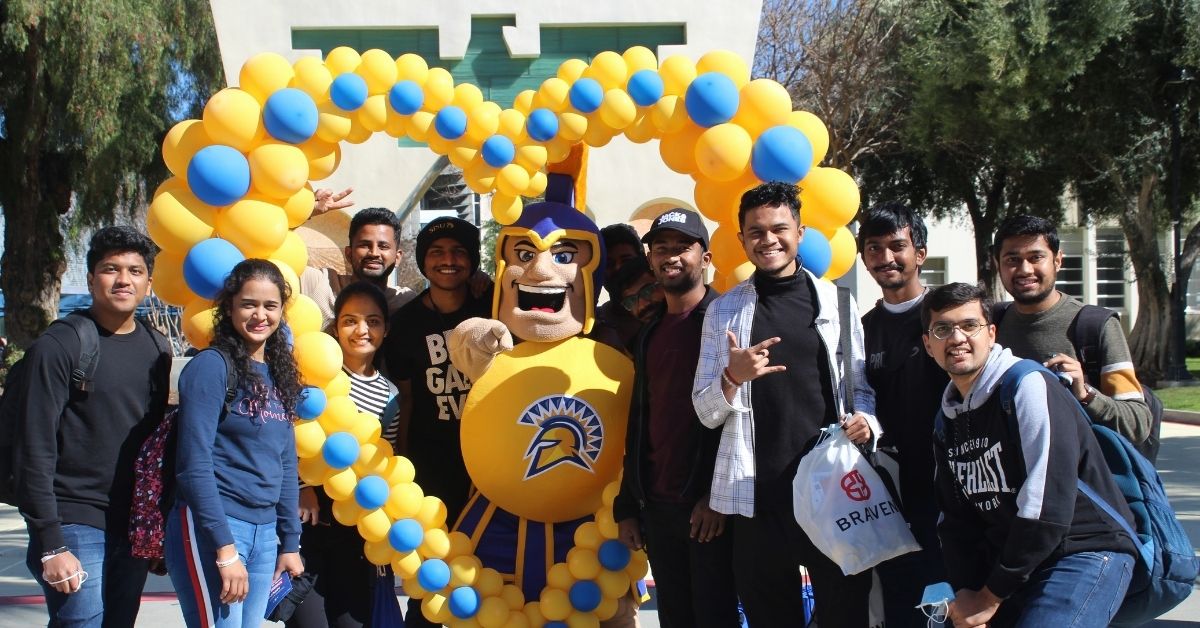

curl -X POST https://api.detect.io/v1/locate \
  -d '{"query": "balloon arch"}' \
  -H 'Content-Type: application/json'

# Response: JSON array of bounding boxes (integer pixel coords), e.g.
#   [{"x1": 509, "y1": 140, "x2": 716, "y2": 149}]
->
[{"x1": 148, "y1": 46, "x2": 860, "y2": 627}]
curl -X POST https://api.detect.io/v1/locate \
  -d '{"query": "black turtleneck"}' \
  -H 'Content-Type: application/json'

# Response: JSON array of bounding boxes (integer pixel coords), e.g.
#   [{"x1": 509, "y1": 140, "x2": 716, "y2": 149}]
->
[{"x1": 750, "y1": 268, "x2": 836, "y2": 512}]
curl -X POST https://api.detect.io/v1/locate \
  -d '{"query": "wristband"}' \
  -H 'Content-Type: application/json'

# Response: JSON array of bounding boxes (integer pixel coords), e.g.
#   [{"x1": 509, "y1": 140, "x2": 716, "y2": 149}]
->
[
  {"x1": 40, "y1": 546, "x2": 70, "y2": 563},
  {"x1": 722, "y1": 367, "x2": 742, "y2": 388},
  {"x1": 216, "y1": 555, "x2": 240, "y2": 569}
]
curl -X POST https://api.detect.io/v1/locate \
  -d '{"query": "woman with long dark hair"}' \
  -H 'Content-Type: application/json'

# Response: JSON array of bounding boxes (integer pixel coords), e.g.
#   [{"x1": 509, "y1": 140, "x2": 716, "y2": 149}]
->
[{"x1": 165, "y1": 259, "x2": 305, "y2": 627}]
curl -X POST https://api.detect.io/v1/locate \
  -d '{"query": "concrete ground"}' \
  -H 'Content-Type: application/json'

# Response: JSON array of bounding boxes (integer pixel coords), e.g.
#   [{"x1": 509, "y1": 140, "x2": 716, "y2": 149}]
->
[{"x1": 3, "y1": 422, "x2": 1199, "y2": 627}]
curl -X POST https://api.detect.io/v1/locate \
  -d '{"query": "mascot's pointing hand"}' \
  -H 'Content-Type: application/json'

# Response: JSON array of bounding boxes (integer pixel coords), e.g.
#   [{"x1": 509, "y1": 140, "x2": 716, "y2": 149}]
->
[{"x1": 448, "y1": 318, "x2": 513, "y2": 382}]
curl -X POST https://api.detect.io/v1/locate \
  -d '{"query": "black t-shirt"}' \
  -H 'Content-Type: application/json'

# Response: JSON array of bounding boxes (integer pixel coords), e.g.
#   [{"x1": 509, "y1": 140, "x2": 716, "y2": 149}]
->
[
  {"x1": 645, "y1": 306, "x2": 704, "y2": 503},
  {"x1": 383, "y1": 290, "x2": 491, "y2": 520},
  {"x1": 749, "y1": 270, "x2": 836, "y2": 511}
]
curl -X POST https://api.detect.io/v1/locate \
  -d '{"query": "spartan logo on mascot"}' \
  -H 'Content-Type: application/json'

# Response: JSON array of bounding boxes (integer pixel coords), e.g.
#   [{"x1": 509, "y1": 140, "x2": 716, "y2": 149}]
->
[{"x1": 448, "y1": 172, "x2": 632, "y2": 598}]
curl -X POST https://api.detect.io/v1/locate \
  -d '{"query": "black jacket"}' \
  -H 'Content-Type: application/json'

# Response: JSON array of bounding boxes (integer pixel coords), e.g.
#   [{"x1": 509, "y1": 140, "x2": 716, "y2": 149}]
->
[{"x1": 614, "y1": 287, "x2": 721, "y2": 522}]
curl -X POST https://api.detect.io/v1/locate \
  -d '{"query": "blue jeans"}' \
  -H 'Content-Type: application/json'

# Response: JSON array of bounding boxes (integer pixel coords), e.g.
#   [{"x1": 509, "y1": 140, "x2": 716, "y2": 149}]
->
[
  {"x1": 164, "y1": 505, "x2": 277, "y2": 628},
  {"x1": 25, "y1": 522, "x2": 149, "y2": 628},
  {"x1": 992, "y1": 550, "x2": 1134, "y2": 627}
]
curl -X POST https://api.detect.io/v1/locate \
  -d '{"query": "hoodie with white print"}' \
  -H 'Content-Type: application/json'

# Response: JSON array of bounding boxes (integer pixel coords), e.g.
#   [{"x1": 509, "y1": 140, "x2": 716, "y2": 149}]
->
[{"x1": 932, "y1": 345, "x2": 1137, "y2": 599}]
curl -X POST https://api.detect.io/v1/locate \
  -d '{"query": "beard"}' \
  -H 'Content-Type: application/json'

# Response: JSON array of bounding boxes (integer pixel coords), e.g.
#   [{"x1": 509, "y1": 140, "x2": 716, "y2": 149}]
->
[
  {"x1": 660, "y1": 268, "x2": 703, "y2": 295},
  {"x1": 355, "y1": 260, "x2": 395, "y2": 280},
  {"x1": 1011, "y1": 282, "x2": 1055, "y2": 305}
]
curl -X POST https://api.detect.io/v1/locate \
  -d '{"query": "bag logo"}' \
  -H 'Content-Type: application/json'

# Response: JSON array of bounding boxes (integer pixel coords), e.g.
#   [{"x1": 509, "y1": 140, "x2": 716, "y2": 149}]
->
[{"x1": 840, "y1": 470, "x2": 872, "y2": 501}]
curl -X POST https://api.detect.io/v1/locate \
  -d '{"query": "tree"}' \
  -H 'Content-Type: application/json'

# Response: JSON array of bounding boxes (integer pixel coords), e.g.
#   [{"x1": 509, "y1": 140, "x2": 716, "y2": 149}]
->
[
  {"x1": 858, "y1": 0, "x2": 1135, "y2": 296},
  {"x1": 0, "y1": 0, "x2": 223, "y2": 347},
  {"x1": 754, "y1": 0, "x2": 907, "y2": 171}
]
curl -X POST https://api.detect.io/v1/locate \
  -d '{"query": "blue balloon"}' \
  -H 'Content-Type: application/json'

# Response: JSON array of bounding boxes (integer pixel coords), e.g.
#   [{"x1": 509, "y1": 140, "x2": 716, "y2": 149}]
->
[
  {"x1": 597, "y1": 540, "x2": 631, "y2": 571},
  {"x1": 545, "y1": 623, "x2": 568, "y2": 628},
  {"x1": 295, "y1": 386, "x2": 326, "y2": 420},
  {"x1": 434, "y1": 105, "x2": 468, "y2": 140},
  {"x1": 186, "y1": 145, "x2": 250, "y2": 207},
  {"x1": 569, "y1": 580, "x2": 602, "y2": 612},
  {"x1": 417, "y1": 558, "x2": 451, "y2": 592},
  {"x1": 527, "y1": 108, "x2": 559, "y2": 142},
  {"x1": 279, "y1": 322, "x2": 294, "y2": 349},
  {"x1": 684, "y1": 72, "x2": 740, "y2": 127},
  {"x1": 330, "y1": 73, "x2": 368, "y2": 111},
  {"x1": 796, "y1": 228, "x2": 832, "y2": 277},
  {"x1": 751, "y1": 125, "x2": 814, "y2": 183},
  {"x1": 481, "y1": 135, "x2": 516, "y2": 168},
  {"x1": 627, "y1": 70, "x2": 664, "y2": 107},
  {"x1": 448, "y1": 586, "x2": 480, "y2": 619},
  {"x1": 182, "y1": 238, "x2": 244, "y2": 300},
  {"x1": 389, "y1": 80, "x2": 424, "y2": 115},
  {"x1": 568, "y1": 78, "x2": 604, "y2": 114},
  {"x1": 388, "y1": 518, "x2": 425, "y2": 553},
  {"x1": 322, "y1": 432, "x2": 360, "y2": 470},
  {"x1": 354, "y1": 475, "x2": 390, "y2": 510},
  {"x1": 263, "y1": 88, "x2": 318, "y2": 144}
]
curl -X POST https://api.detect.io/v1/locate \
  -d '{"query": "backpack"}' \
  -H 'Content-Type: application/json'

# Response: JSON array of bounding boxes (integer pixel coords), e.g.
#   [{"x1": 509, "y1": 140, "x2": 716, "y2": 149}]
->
[
  {"x1": 129, "y1": 347, "x2": 237, "y2": 560},
  {"x1": 0, "y1": 311, "x2": 169, "y2": 506},
  {"x1": 993, "y1": 301, "x2": 1163, "y2": 462},
  {"x1": 997, "y1": 359, "x2": 1199, "y2": 626}
]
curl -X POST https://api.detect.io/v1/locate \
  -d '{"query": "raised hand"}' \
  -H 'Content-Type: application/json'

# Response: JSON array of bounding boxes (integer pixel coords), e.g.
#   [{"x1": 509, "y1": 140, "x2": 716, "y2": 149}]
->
[{"x1": 725, "y1": 330, "x2": 786, "y2": 384}]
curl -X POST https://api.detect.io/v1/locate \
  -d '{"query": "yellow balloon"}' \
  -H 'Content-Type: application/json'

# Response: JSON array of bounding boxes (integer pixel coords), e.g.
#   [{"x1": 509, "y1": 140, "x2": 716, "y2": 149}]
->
[
  {"x1": 582, "y1": 121, "x2": 615, "y2": 148},
  {"x1": 824, "y1": 226, "x2": 858, "y2": 280},
  {"x1": 601, "y1": 480, "x2": 620, "y2": 506},
  {"x1": 404, "y1": 576, "x2": 429, "y2": 600},
  {"x1": 269, "y1": 258, "x2": 301, "y2": 300},
  {"x1": 572, "y1": 522, "x2": 602, "y2": 550},
  {"x1": 526, "y1": 171, "x2": 548, "y2": 197},
  {"x1": 731, "y1": 260, "x2": 756, "y2": 283},
  {"x1": 501, "y1": 584, "x2": 525, "y2": 611},
  {"x1": 789, "y1": 110, "x2": 830, "y2": 167},
  {"x1": 539, "y1": 589, "x2": 571, "y2": 622},
  {"x1": 546, "y1": 563, "x2": 573, "y2": 590},
  {"x1": 695, "y1": 123, "x2": 753, "y2": 182},
  {"x1": 324, "y1": 370, "x2": 352, "y2": 399},
  {"x1": 496, "y1": 164, "x2": 531, "y2": 198},
  {"x1": 286, "y1": 293, "x2": 323, "y2": 336},
  {"x1": 353, "y1": 440, "x2": 395, "y2": 477},
  {"x1": 732, "y1": 79, "x2": 793, "y2": 138},
  {"x1": 658, "y1": 54, "x2": 697, "y2": 97},
  {"x1": 491, "y1": 194, "x2": 523, "y2": 225},
  {"x1": 358, "y1": 94, "x2": 390, "y2": 132},
  {"x1": 162, "y1": 119, "x2": 211, "y2": 180},
  {"x1": 349, "y1": 413, "x2": 382, "y2": 445},
  {"x1": 291, "y1": 56, "x2": 333, "y2": 101},
  {"x1": 626, "y1": 549, "x2": 649, "y2": 580},
  {"x1": 294, "y1": 331, "x2": 343, "y2": 387},
  {"x1": 446, "y1": 531, "x2": 474, "y2": 560},
  {"x1": 478, "y1": 597, "x2": 510, "y2": 628},
  {"x1": 248, "y1": 143, "x2": 310, "y2": 200},
  {"x1": 407, "y1": 111, "x2": 436, "y2": 142},
  {"x1": 565, "y1": 547, "x2": 601, "y2": 580},
  {"x1": 203, "y1": 88, "x2": 265, "y2": 152},
  {"x1": 594, "y1": 597, "x2": 618, "y2": 622},
  {"x1": 649, "y1": 95, "x2": 688, "y2": 134},
  {"x1": 423, "y1": 594, "x2": 453, "y2": 624},
  {"x1": 556, "y1": 58, "x2": 588, "y2": 84},
  {"x1": 595, "y1": 508, "x2": 618, "y2": 538},
  {"x1": 357, "y1": 508, "x2": 393, "y2": 543},
  {"x1": 622, "y1": 46, "x2": 658, "y2": 75},
  {"x1": 299, "y1": 139, "x2": 341, "y2": 181},
  {"x1": 317, "y1": 396, "x2": 361, "y2": 433},
  {"x1": 423, "y1": 67, "x2": 455, "y2": 111},
  {"x1": 558, "y1": 112, "x2": 588, "y2": 142},
  {"x1": 565, "y1": 612, "x2": 599, "y2": 628},
  {"x1": 358, "y1": 49, "x2": 398, "y2": 95},
  {"x1": 385, "y1": 109, "x2": 410, "y2": 138},
  {"x1": 316, "y1": 100, "x2": 353, "y2": 144},
  {"x1": 416, "y1": 495, "x2": 449, "y2": 530},
  {"x1": 426, "y1": 133, "x2": 454, "y2": 157},
  {"x1": 693, "y1": 172, "x2": 759, "y2": 223},
  {"x1": 270, "y1": 185, "x2": 315, "y2": 228},
  {"x1": 598, "y1": 89, "x2": 637, "y2": 130},
  {"x1": 420, "y1": 528, "x2": 451, "y2": 560},
  {"x1": 396, "y1": 53, "x2": 429, "y2": 84},
  {"x1": 393, "y1": 550, "x2": 423, "y2": 580},
  {"x1": 545, "y1": 137, "x2": 572, "y2": 163},
  {"x1": 523, "y1": 602, "x2": 546, "y2": 627},
  {"x1": 696, "y1": 49, "x2": 750, "y2": 88},
  {"x1": 147, "y1": 182, "x2": 216, "y2": 253},
  {"x1": 324, "y1": 46, "x2": 361, "y2": 75},
  {"x1": 624, "y1": 114, "x2": 657, "y2": 144},
  {"x1": 584, "y1": 51, "x2": 627, "y2": 91},
  {"x1": 295, "y1": 420, "x2": 327, "y2": 458},
  {"x1": 449, "y1": 555, "x2": 482, "y2": 587},
  {"x1": 331, "y1": 493, "x2": 364, "y2": 524},
  {"x1": 365, "y1": 538, "x2": 396, "y2": 566},
  {"x1": 709, "y1": 225, "x2": 746, "y2": 274},
  {"x1": 799, "y1": 167, "x2": 860, "y2": 233},
  {"x1": 596, "y1": 568, "x2": 629, "y2": 599},
  {"x1": 454, "y1": 83, "x2": 485, "y2": 112},
  {"x1": 298, "y1": 455, "x2": 332, "y2": 485},
  {"x1": 659, "y1": 122, "x2": 704, "y2": 174},
  {"x1": 268, "y1": 230, "x2": 309, "y2": 276},
  {"x1": 477, "y1": 568, "x2": 504, "y2": 598},
  {"x1": 512, "y1": 89, "x2": 536, "y2": 115},
  {"x1": 515, "y1": 145, "x2": 547, "y2": 172},
  {"x1": 464, "y1": 158, "x2": 498, "y2": 195},
  {"x1": 466, "y1": 102, "x2": 502, "y2": 145},
  {"x1": 344, "y1": 118, "x2": 373, "y2": 144},
  {"x1": 325, "y1": 468, "x2": 359, "y2": 502},
  {"x1": 239, "y1": 52, "x2": 295, "y2": 104},
  {"x1": 151, "y1": 251, "x2": 194, "y2": 306},
  {"x1": 215, "y1": 198, "x2": 289, "y2": 258},
  {"x1": 384, "y1": 481, "x2": 424, "y2": 520},
  {"x1": 497, "y1": 108, "x2": 527, "y2": 142},
  {"x1": 182, "y1": 298, "x2": 217, "y2": 349},
  {"x1": 534, "y1": 78, "x2": 571, "y2": 113}
]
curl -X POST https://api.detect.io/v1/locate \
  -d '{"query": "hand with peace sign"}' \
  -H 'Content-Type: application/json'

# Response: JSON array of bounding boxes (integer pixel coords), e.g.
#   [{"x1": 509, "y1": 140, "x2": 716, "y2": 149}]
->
[{"x1": 724, "y1": 330, "x2": 786, "y2": 391}]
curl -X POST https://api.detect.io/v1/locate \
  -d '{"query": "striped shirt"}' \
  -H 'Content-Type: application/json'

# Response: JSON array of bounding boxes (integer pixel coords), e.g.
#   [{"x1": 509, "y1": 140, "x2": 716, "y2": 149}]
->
[{"x1": 344, "y1": 366, "x2": 401, "y2": 446}]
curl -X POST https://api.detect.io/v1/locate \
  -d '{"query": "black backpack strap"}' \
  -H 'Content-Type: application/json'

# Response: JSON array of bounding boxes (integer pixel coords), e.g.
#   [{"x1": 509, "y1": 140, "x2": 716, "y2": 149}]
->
[
  {"x1": 837, "y1": 286, "x2": 855, "y2": 415},
  {"x1": 1069, "y1": 305, "x2": 1117, "y2": 386},
  {"x1": 990, "y1": 301, "x2": 1011, "y2": 328},
  {"x1": 59, "y1": 312, "x2": 100, "y2": 393}
]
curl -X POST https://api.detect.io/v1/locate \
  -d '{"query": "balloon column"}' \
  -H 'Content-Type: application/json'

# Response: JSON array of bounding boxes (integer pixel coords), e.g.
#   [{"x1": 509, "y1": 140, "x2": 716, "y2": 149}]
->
[{"x1": 150, "y1": 45, "x2": 858, "y2": 626}]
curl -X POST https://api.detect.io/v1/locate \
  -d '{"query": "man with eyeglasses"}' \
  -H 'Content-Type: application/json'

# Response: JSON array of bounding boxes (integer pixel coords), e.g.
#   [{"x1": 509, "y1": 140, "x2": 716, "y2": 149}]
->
[
  {"x1": 921, "y1": 282, "x2": 1137, "y2": 627},
  {"x1": 615, "y1": 208, "x2": 738, "y2": 627},
  {"x1": 858, "y1": 202, "x2": 949, "y2": 627},
  {"x1": 603, "y1": 258, "x2": 664, "y2": 347}
]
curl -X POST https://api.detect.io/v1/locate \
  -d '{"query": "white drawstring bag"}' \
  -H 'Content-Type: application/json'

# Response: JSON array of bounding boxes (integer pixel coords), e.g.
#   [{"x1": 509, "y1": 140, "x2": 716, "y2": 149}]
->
[{"x1": 793, "y1": 425, "x2": 921, "y2": 575}]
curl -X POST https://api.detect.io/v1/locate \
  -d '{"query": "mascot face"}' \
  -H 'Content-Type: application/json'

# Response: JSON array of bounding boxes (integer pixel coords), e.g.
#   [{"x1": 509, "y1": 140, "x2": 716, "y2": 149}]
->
[{"x1": 493, "y1": 201, "x2": 604, "y2": 343}]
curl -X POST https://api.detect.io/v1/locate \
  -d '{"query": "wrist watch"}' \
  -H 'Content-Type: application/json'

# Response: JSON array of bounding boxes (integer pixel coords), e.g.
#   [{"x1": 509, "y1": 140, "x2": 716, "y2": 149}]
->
[{"x1": 1080, "y1": 384, "x2": 1099, "y2": 406}]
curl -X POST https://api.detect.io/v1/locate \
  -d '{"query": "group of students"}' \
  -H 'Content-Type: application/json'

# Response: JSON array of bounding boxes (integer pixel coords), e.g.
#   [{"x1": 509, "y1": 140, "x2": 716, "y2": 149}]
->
[{"x1": 9, "y1": 179, "x2": 1161, "y2": 628}]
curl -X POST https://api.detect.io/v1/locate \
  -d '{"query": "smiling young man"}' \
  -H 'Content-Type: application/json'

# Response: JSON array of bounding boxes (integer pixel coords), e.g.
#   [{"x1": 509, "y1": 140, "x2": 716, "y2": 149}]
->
[
  {"x1": 14, "y1": 226, "x2": 171, "y2": 627},
  {"x1": 857, "y1": 202, "x2": 949, "y2": 627},
  {"x1": 921, "y1": 282, "x2": 1137, "y2": 627},
  {"x1": 991, "y1": 215, "x2": 1152, "y2": 448},
  {"x1": 691, "y1": 182, "x2": 879, "y2": 627}
]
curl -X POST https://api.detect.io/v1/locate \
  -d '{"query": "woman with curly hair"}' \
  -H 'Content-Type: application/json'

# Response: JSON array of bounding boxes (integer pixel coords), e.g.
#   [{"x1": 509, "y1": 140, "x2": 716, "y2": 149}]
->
[{"x1": 165, "y1": 259, "x2": 305, "y2": 627}]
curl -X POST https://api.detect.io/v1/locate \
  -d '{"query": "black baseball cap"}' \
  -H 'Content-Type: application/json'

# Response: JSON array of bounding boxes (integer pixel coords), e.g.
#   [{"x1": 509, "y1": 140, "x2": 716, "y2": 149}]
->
[{"x1": 641, "y1": 208, "x2": 709, "y2": 250}]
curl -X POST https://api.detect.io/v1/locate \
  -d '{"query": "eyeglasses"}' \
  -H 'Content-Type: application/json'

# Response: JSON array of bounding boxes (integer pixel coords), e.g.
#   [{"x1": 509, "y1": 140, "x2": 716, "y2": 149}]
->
[
  {"x1": 928, "y1": 319, "x2": 985, "y2": 340},
  {"x1": 621, "y1": 283, "x2": 659, "y2": 312}
]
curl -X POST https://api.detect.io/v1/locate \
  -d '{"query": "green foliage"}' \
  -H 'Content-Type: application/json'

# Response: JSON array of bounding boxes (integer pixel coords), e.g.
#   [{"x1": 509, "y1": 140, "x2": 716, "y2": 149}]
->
[{"x1": 481, "y1": 218, "x2": 502, "y2": 278}]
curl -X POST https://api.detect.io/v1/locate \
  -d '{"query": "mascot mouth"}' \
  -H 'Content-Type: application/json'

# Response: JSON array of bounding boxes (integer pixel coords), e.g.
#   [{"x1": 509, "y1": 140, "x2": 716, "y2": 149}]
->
[{"x1": 517, "y1": 284, "x2": 567, "y2": 313}]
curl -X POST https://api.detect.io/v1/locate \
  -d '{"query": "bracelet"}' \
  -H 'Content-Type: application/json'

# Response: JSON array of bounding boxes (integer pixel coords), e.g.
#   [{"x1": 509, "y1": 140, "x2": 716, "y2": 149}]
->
[
  {"x1": 722, "y1": 367, "x2": 742, "y2": 388},
  {"x1": 40, "y1": 546, "x2": 70, "y2": 563},
  {"x1": 215, "y1": 555, "x2": 240, "y2": 569}
]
